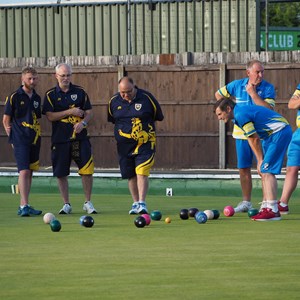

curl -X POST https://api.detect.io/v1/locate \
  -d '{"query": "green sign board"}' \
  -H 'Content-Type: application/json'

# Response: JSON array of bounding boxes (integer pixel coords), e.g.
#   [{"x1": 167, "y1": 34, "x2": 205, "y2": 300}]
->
[{"x1": 261, "y1": 30, "x2": 300, "y2": 50}]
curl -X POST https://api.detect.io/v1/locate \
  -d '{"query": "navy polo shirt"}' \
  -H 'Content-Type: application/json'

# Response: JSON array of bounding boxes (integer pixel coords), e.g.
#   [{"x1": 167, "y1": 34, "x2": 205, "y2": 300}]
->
[
  {"x1": 43, "y1": 83, "x2": 92, "y2": 143},
  {"x1": 4, "y1": 86, "x2": 41, "y2": 145}
]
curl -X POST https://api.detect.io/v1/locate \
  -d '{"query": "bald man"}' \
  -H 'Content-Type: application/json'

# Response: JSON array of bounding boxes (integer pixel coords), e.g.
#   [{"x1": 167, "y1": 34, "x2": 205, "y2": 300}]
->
[{"x1": 108, "y1": 77, "x2": 164, "y2": 214}]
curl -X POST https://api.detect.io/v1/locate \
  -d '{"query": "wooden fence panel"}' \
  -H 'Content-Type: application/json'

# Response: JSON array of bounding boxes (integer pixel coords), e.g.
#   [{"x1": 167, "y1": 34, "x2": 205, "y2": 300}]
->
[{"x1": 0, "y1": 60, "x2": 299, "y2": 170}]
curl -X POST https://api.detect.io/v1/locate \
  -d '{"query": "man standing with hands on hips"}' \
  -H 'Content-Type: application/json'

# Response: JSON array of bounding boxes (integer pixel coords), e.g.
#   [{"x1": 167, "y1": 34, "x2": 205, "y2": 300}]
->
[
  {"x1": 108, "y1": 77, "x2": 164, "y2": 215},
  {"x1": 43, "y1": 63, "x2": 97, "y2": 215},
  {"x1": 215, "y1": 60, "x2": 276, "y2": 213}
]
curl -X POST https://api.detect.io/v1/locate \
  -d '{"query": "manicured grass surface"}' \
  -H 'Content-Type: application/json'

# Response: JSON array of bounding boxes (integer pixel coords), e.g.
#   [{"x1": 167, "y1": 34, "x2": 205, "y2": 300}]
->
[{"x1": 1, "y1": 192, "x2": 300, "y2": 300}]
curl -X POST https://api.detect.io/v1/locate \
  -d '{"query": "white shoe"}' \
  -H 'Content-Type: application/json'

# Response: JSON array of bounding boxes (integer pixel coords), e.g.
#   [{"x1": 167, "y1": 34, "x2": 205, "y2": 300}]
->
[
  {"x1": 83, "y1": 201, "x2": 97, "y2": 214},
  {"x1": 129, "y1": 202, "x2": 139, "y2": 215},
  {"x1": 234, "y1": 201, "x2": 252, "y2": 213},
  {"x1": 59, "y1": 203, "x2": 72, "y2": 214},
  {"x1": 137, "y1": 202, "x2": 148, "y2": 214}
]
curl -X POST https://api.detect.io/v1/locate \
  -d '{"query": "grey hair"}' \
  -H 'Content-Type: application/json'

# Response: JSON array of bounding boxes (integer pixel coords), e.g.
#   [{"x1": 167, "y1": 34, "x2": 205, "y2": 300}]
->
[
  {"x1": 246, "y1": 60, "x2": 264, "y2": 70},
  {"x1": 55, "y1": 63, "x2": 72, "y2": 74}
]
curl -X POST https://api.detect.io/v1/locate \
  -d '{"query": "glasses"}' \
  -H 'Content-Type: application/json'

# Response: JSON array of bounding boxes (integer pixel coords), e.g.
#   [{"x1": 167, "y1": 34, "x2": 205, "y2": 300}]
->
[{"x1": 57, "y1": 74, "x2": 72, "y2": 78}]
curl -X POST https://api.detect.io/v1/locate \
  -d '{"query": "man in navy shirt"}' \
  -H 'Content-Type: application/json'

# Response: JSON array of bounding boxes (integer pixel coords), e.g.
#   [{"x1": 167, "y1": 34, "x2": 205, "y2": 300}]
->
[
  {"x1": 43, "y1": 63, "x2": 97, "y2": 215},
  {"x1": 108, "y1": 77, "x2": 164, "y2": 214},
  {"x1": 3, "y1": 66, "x2": 42, "y2": 217}
]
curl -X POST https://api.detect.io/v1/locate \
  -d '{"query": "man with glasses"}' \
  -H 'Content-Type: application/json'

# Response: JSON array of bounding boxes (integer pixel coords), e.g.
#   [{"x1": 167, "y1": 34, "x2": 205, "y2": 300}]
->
[
  {"x1": 42, "y1": 63, "x2": 97, "y2": 215},
  {"x1": 108, "y1": 76, "x2": 164, "y2": 214}
]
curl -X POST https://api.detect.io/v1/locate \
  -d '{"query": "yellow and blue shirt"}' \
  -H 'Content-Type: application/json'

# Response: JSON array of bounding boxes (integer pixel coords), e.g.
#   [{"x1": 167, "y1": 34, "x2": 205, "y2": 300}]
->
[
  {"x1": 218, "y1": 78, "x2": 276, "y2": 139},
  {"x1": 292, "y1": 84, "x2": 300, "y2": 128},
  {"x1": 233, "y1": 105, "x2": 289, "y2": 140}
]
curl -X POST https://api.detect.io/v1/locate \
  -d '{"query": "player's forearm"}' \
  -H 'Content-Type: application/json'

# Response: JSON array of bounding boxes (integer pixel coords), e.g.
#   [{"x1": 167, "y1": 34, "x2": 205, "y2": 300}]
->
[
  {"x1": 82, "y1": 109, "x2": 93, "y2": 124},
  {"x1": 45, "y1": 110, "x2": 69, "y2": 122},
  {"x1": 250, "y1": 94, "x2": 272, "y2": 109},
  {"x1": 248, "y1": 135, "x2": 263, "y2": 162},
  {"x1": 46, "y1": 107, "x2": 82, "y2": 122},
  {"x1": 4, "y1": 125, "x2": 11, "y2": 136},
  {"x1": 2, "y1": 115, "x2": 11, "y2": 136}
]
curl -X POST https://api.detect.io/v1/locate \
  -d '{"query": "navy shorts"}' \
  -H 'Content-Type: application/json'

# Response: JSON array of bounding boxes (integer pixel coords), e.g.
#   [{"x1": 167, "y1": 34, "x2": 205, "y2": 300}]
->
[
  {"x1": 119, "y1": 152, "x2": 155, "y2": 179},
  {"x1": 13, "y1": 139, "x2": 41, "y2": 172},
  {"x1": 51, "y1": 139, "x2": 94, "y2": 177}
]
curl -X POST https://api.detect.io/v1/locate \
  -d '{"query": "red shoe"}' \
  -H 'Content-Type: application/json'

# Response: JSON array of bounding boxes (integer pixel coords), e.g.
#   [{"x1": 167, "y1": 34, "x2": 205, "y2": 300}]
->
[
  {"x1": 278, "y1": 202, "x2": 289, "y2": 215},
  {"x1": 251, "y1": 208, "x2": 281, "y2": 221}
]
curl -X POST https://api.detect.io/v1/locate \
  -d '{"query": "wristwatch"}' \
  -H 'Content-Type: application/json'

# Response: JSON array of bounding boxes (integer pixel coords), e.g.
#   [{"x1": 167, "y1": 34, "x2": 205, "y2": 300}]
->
[{"x1": 82, "y1": 120, "x2": 87, "y2": 126}]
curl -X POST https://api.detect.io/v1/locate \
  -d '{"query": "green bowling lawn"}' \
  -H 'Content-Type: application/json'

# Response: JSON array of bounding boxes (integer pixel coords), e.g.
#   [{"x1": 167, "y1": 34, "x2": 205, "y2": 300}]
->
[{"x1": 1, "y1": 192, "x2": 300, "y2": 300}]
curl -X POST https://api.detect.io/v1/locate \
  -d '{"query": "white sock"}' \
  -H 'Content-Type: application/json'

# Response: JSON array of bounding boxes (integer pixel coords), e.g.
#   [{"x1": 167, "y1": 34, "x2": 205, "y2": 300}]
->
[
  {"x1": 279, "y1": 201, "x2": 288, "y2": 207},
  {"x1": 259, "y1": 201, "x2": 267, "y2": 210},
  {"x1": 267, "y1": 200, "x2": 278, "y2": 212}
]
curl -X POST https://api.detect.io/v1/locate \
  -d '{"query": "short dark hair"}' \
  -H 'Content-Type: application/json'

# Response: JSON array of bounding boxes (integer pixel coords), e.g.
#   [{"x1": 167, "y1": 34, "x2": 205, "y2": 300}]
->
[
  {"x1": 214, "y1": 98, "x2": 235, "y2": 113},
  {"x1": 22, "y1": 66, "x2": 37, "y2": 76}
]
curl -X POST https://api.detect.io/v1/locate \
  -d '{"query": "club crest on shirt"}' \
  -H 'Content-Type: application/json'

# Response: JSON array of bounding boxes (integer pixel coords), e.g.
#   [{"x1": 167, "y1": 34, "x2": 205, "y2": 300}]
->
[
  {"x1": 135, "y1": 103, "x2": 142, "y2": 111},
  {"x1": 33, "y1": 101, "x2": 39, "y2": 109},
  {"x1": 71, "y1": 94, "x2": 77, "y2": 101}
]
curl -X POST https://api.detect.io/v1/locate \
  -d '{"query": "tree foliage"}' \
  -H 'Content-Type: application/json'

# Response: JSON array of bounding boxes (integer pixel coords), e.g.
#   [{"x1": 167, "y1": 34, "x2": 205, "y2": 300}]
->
[{"x1": 261, "y1": 2, "x2": 300, "y2": 27}]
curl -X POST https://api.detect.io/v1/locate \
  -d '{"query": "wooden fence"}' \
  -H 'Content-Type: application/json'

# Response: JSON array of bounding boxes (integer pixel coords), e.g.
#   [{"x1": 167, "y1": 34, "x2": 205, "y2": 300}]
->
[{"x1": 0, "y1": 51, "x2": 300, "y2": 170}]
